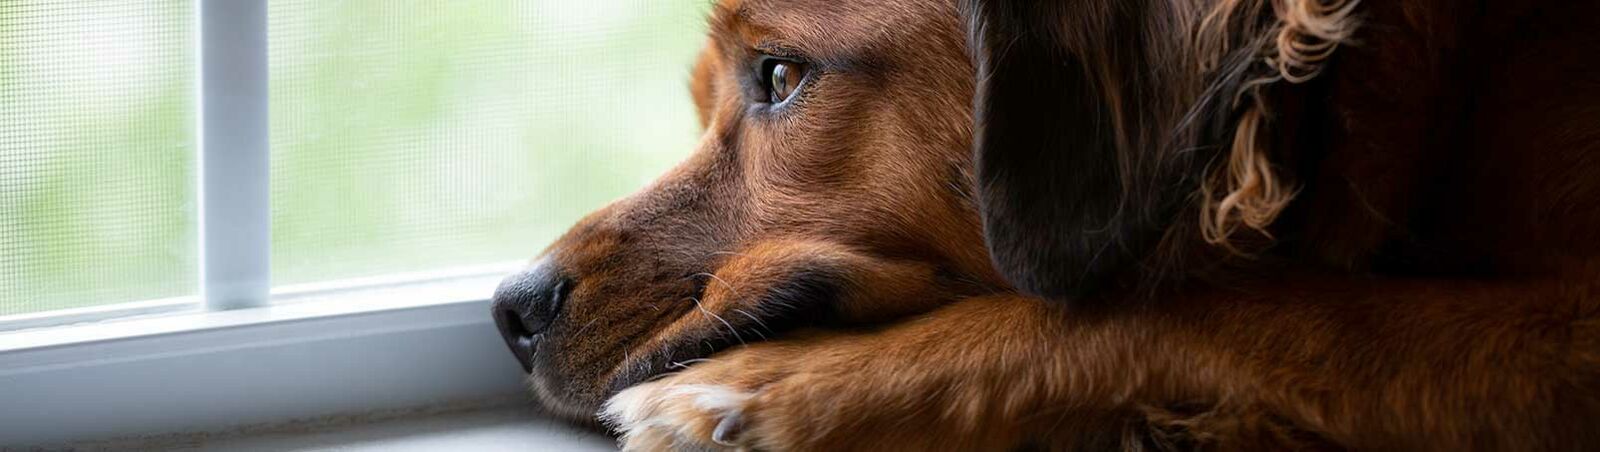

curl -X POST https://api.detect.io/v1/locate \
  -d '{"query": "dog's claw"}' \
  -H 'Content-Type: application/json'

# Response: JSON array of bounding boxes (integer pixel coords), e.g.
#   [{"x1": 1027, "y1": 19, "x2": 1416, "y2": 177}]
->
[{"x1": 712, "y1": 412, "x2": 744, "y2": 446}]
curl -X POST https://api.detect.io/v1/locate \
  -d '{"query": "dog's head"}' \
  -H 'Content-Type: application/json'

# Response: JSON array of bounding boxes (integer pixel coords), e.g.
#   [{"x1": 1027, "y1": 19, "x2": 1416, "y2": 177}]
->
[{"x1": 491, "y1": 0, "x2": 1004, "y2": 420}]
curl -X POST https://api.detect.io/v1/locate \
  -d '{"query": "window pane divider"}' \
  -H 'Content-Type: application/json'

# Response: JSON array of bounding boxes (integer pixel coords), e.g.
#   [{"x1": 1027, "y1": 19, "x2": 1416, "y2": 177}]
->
[{"x1": 198, "y1": 0, "x2": 270, "y2": 311}]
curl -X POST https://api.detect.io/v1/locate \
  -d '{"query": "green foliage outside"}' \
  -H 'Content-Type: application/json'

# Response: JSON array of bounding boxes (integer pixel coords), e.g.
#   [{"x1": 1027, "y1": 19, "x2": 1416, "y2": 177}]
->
[{"x1": 0, "y1": 1, "x2": 709, "y2": 316}]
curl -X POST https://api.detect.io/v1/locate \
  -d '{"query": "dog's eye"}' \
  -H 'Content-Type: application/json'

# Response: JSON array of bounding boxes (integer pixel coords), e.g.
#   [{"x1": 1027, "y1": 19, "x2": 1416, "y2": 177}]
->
[{"x1": 763, "y1": 59, "x2": 806, "y2": 104}]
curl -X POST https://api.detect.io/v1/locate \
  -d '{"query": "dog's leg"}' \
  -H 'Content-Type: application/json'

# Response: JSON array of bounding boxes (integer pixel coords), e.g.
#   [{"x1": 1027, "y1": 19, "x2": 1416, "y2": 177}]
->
[
  {"x1": 602, "y1": 295, "x2": 1267, "y2": 450},
  {"x1": 603, "y1": 295, "x2": 1079, "y2": 451},
  {"x1": 604, "y1": 278, "x2": 1600, "y2": 451}
]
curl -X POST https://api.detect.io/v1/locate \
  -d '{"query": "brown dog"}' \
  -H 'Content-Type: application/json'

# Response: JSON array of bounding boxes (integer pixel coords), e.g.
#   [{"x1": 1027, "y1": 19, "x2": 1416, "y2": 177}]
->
[{"x1": 492, "y1": 0, "x2": 1600, "y2": 449}]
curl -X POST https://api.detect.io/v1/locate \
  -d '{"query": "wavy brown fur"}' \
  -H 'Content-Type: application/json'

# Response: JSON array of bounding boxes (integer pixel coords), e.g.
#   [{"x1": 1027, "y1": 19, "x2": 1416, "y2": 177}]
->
[
  {"x1": 963, "y1": 0, "x2": 1369, "y2": 301},
  {"x1": 1198, "y1": 0, "x2": 1359, "y2": 248}
]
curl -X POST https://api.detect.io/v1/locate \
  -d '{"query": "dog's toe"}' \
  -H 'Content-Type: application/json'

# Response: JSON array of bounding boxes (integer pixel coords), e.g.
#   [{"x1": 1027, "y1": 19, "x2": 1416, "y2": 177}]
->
[{"x1": 603, "y1": 381, "x2": 754, "y2": 451}]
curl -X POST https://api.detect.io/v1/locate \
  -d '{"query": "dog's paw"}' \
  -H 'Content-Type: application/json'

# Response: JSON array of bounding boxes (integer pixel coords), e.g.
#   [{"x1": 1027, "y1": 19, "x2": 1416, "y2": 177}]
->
[
  {"x1": 600, "y1": 341, "x2": 843, "y2": 451},
  {"x1": 602, "y1": 382, "x2": 752, "y2": 451}
]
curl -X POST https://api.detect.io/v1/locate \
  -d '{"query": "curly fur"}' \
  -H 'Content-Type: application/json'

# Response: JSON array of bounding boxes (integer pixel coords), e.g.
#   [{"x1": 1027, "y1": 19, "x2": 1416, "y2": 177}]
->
[{"x1": 1197, "y1": 0, "x2": 1359, "y2": 248}]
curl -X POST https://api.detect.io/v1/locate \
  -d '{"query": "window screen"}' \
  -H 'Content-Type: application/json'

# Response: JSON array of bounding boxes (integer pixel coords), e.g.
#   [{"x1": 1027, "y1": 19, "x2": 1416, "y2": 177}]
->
[
  {"x1": 0, "y1": 1, "x2": 196, "y2": 316},
  {"x1": 268, "y1": 1, "x2": 710, "y2": 286}
]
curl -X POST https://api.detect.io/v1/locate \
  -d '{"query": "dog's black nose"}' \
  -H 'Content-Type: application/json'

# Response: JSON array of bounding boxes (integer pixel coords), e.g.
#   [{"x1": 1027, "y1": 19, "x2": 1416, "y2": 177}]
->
[{"x1": 492, "y1": 258, "x2": 570, "y2": 373}]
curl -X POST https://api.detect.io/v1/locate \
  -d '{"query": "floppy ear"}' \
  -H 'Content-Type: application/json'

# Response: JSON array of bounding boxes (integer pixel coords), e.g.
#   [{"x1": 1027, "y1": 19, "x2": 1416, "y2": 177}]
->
[
  {"x1": 963, "y1": 0, "x2": 1352, "y2": 303},
  {"x1": 964, "y1": 0, "x2": 1192, "y2": 302}
]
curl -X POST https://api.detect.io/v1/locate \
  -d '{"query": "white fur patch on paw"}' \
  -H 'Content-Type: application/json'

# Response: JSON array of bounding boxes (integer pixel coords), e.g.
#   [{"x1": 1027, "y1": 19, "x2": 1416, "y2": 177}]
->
[{"x1": 601, "y1": 383, "x2": 753, "y2": 450}]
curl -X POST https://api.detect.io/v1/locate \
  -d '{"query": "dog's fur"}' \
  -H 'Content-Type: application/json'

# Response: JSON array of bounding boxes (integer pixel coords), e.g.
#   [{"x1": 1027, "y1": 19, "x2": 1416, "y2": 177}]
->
[{"x1": 506, "y1": 0, "x2": 1600, "y2": 449}]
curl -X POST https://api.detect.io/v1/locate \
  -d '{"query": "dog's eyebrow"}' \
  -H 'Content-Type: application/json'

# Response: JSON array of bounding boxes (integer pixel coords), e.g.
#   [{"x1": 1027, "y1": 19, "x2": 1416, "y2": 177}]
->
[
  {"x1": 710, "y1": 4, "x2": 806, "y2": 61},
  {"x1": 707, "y1": 1, "x2": 905, "y2": 71}
]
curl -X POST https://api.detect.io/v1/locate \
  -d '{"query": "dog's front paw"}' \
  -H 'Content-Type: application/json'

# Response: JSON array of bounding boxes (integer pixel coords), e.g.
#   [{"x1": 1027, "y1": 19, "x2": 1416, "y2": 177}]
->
[
  {"x1": 600, "y1": 339, "x2": 851, "y2": 452},
  {"x1": 602, "y1": 382, "x2": 753, "y2": 451},
  {"x1": 600, "y1": 298, "x2": 1061, "y2": 451}
]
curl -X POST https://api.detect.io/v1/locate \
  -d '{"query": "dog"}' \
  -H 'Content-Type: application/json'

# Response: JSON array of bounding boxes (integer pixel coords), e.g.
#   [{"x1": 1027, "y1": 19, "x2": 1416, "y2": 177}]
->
[{"x1": 491, "y1": 0, "x2": 1600, "y2": 449}]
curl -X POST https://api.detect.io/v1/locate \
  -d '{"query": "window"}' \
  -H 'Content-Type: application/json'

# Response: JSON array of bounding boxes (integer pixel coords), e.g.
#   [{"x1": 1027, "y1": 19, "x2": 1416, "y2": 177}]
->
[
  {"x1": 1, "y1": 0, "x2": 709, "y2": 322},
  {"x1": 0, "y1": 1, "x2": 196, "y2": 317},
  {"x1": 2, "y1": 1, "x2": 711, "y2": 445}
]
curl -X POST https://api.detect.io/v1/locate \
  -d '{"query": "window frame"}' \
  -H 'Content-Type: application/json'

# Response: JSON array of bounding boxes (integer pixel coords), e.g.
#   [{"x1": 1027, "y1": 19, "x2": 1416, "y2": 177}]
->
[
  {"x1": 198, "y1": 0, "x2": 271, "y2": 312},
  {"x1": 0, "y1": 266, "x2": 528, "y2": 446},
  {"x1": 0, "y1": 1, "x2": 538, "y2": 446}
]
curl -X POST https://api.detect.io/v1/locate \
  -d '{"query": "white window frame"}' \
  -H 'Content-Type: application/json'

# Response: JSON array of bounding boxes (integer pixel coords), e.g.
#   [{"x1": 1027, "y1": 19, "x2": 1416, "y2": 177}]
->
[
  {"x1": 0, "y1": 1, "x2": 535, "y2": 446},
  {"x1": 198, "y1": 0, "x2": 271, "y2": 312}
]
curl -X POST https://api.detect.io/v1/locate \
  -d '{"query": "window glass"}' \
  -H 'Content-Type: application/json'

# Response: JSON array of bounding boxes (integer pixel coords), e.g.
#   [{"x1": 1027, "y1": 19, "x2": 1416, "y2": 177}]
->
[
  {"x1": 0, "y1": 1, "x2": 196, "y2": 316},
  {"x1": 268, "y1": 1, "x2": 709, "y2": 286}
]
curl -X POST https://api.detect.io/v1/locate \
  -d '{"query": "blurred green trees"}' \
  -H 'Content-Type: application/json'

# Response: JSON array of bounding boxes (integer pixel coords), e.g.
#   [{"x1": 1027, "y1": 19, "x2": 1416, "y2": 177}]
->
[{"x1": 0, "y1": 1, "x2": 708, "y2": 315}]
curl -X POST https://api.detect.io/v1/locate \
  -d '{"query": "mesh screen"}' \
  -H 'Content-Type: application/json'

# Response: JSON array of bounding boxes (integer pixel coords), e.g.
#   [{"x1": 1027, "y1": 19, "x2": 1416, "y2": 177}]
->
[
  {"x1": 0, "y1": 1, "x2": 196, "y2": 316},
  {"x1": 268, "y1": 1, "x2": 709, "y2": 286}
]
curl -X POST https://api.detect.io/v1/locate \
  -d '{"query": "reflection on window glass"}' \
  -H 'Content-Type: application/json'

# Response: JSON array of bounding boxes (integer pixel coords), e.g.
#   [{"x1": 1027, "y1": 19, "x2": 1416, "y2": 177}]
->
[
  {"x1": 269, "y1": 1, "x2": 709, "y2": 287},
  {"x1": 0, "y1": 1, "x2": 196, "y2": 316}
]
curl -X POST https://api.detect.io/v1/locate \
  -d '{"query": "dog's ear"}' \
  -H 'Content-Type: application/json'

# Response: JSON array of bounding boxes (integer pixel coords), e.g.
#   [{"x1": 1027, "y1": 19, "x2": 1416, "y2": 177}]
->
[
  {"x1": 964, "y1": 0, "x2": 1353, "y2": 304},
  {"x1": 964, "y1": 0, "x2": 1192, "y2": 303}
]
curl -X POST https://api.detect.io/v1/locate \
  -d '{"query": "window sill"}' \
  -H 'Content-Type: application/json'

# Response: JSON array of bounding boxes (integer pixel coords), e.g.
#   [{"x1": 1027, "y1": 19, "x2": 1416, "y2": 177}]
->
[
  {"x1": 73, "y1": 399, "x2": 612, "y2": 451},
  {"x1": 0, "y1": 264, "x2": 535, "y2": 446}
]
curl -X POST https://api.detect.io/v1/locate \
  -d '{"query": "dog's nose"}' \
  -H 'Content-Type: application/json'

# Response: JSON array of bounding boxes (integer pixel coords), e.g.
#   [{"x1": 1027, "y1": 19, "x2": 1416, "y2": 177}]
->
[{"x1": 491, "y1": 258, "x2": 570, "y2": 373}]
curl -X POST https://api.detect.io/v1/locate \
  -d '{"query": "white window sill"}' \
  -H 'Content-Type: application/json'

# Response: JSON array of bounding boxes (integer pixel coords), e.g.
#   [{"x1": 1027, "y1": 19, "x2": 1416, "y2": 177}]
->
[
  {"x1": 0, "y1": 263, "x2": 547, "y2": 447},
  {"x1": 68, "y1": 399, "x2": 612, "y2": 451}
]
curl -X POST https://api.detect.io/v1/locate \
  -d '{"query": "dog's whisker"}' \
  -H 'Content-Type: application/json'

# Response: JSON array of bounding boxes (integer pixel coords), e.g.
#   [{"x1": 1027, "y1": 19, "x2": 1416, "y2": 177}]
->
[
  {"x1": 571, "y1": 317, "x2": 600, "y2": 339},
  {"x1": 731, "y1": 308, "x2": 773, "y2": 340},
  {"x1": 689, "y1": 296, "x2": 746, "y2": 346},
  {"x1": 646, "y1": 369, "x2": 678, "y2": 382},
  {"x1": 667, "y1": 358, "x2": 718, "y2": 370},
  {"x1": 697, "y1": 272, "x2": 741, "y2": 297}
]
